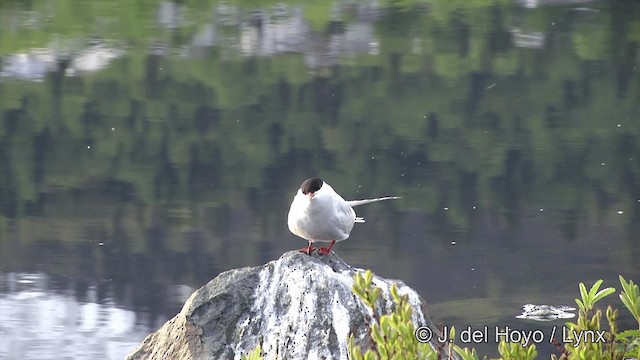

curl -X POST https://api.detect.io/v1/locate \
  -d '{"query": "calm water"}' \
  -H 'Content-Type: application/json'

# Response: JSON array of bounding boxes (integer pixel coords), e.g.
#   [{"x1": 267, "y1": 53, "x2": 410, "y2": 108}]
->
[{"x1": 0, "y1": 0, "x2": 638, "y2": 358}]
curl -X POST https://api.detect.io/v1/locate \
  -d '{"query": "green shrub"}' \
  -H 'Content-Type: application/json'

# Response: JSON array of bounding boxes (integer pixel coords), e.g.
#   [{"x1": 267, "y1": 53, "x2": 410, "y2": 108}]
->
[
  {"x1": 348, "y1": 269, "x2": 439, "y2": 360},
  {"x1": 349, "y1": 271, "x2": 640, "y2": 360},
  {"x1": 551, "y1": 276, "x2": 640, "y2": 360}
]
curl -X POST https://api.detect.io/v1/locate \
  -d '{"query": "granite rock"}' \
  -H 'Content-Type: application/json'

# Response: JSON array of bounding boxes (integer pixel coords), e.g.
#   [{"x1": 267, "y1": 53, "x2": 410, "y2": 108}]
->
[{"x1": 126, "y1": 250, "x2": 449, "y2": 360}]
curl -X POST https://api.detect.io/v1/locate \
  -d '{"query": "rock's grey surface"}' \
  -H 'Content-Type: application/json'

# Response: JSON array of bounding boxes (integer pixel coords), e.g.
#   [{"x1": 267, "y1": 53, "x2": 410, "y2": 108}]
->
[{"x1": 126, "y1": 250, "x2": 447, "y2": 360}]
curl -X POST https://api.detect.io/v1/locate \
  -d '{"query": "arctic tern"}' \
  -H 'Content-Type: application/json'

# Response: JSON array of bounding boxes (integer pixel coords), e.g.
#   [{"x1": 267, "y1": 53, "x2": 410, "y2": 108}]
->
[{"x1": 287, "y1": 177, "x2": 400, "y2": 255}]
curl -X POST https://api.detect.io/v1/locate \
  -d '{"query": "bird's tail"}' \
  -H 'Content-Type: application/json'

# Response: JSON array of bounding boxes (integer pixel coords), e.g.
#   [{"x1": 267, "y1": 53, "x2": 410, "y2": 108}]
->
[{"x1": 346, "y1": 196, "x2": 401, "y2": 207}]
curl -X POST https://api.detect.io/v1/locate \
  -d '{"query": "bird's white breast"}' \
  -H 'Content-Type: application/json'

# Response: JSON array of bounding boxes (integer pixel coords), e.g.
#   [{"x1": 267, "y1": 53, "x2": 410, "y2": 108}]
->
[{"x1": 287, "y1": 186, "x2": 356, "y2": 242}]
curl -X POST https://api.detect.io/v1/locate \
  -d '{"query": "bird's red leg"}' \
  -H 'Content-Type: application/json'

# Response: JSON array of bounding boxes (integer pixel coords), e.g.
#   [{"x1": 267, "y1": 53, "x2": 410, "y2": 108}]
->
[
  {"x1": 318, "y1": 240, "x2": 336, "y2": 255},
  {"x1": 299, "y1": 241, "x2": 316, "y2": 255}
]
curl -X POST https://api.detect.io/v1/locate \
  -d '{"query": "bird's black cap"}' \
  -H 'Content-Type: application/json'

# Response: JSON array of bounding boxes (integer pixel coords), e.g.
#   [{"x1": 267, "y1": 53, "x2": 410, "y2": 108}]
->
[{"x1": 300, "y1": 177, "x2": 323, "y2": 195}]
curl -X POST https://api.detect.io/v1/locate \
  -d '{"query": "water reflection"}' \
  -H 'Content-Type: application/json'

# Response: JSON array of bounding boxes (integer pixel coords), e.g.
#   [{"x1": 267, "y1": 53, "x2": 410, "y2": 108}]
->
[
  {"x1": 0, "y1": 0, "x2": 638, "y2": 359},
  {"x1": 0, "y1": 273, "x2": 154, "y2": 360}
]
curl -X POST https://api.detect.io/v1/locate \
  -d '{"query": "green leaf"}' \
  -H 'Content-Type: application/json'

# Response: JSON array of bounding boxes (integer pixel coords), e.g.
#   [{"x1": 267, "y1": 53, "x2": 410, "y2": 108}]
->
[
  {"x1": 619, "y1": 276, "x2": 640, "y2": 324},
  {"x1": 371, "y1": 324, "x2": 384, "y2": 344},
  {"x1": 364, "y1": 270, "x2": 374, "y2": 286},
  {"x1": 453, "y1": 346, "x2": 480, "y2": 360},
  {"x1": 371, "y1": 287, "x2": 381, "y2": 304},
  {"x1": 379, "y1": 345, "x2": 388, "y2": 359},
  {"x1": 399, "y1": 322, "x2": 411, "y2": 339},
  {"x1": 241, "y1": 345, "x2": 263, "y2": 360},
  {"x1": 592, "y1": 286, "x2": 615, "y2": 304},
  {"x1": 579, "y1": 282, "x2": 589, "y2": 305},
  {"x1": 588, "y1": 279, "x2": 604, "y2": 299},
  {"x1": 616, "y1": 329, "x2": 640, "y2": 340},
  {"x1": 363, "y1": 349, "x2": 377, "y2": 360},
  {"x1": 526, "y1": 343, "x2": 538, "y2": 359},
  {"x1": 390, "y1": 284, "x2": 400, "y2": 303},
  {"x1": 353, "y1": 278, "x2": 362, "y2": 292},
  {"x1": 380, "y1": 316, "x2": 390, "y2": 332},
  {"x1": 353, "y1": 286, "x2": 367, "y2": 303}
]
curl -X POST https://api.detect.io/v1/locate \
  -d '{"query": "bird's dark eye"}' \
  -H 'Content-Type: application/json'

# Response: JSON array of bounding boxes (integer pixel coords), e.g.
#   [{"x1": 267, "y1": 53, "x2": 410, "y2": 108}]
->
[{"x1": 301, "y1": 177, "x2": 323, "y2": 194}]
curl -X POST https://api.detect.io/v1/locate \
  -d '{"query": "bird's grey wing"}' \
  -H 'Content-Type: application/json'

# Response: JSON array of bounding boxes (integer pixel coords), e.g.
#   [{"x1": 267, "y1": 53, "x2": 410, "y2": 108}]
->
[{"x1": 330, "y1": 200, "x2": 356, "y2": 240}]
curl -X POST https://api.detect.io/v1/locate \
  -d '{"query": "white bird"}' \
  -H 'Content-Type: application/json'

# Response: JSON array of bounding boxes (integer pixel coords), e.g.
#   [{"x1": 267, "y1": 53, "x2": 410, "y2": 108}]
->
[{"x1": 287, "y1": 177, "x2": 400, "y2": 255}]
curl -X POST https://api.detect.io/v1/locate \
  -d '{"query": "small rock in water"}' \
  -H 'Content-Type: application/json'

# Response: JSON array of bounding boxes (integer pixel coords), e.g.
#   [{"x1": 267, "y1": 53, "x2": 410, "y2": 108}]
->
[{"x1": 516, "y1": 304, "x2": 575, "y2": 321}]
